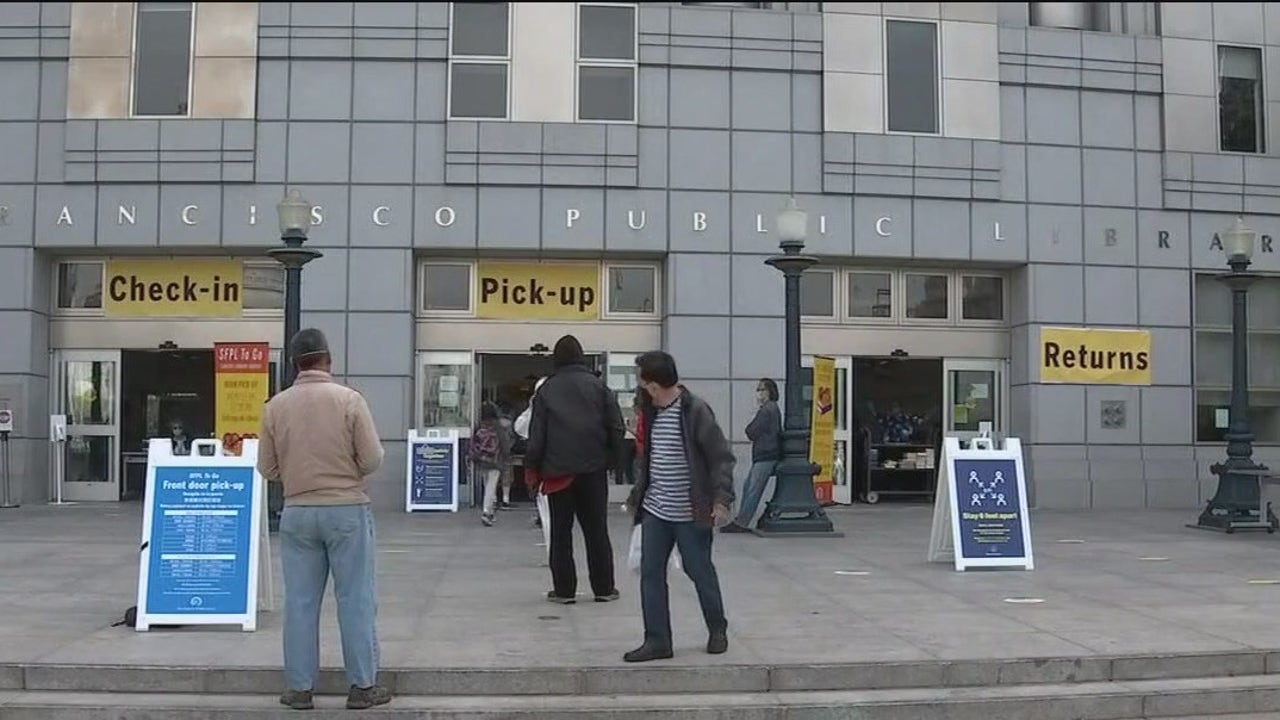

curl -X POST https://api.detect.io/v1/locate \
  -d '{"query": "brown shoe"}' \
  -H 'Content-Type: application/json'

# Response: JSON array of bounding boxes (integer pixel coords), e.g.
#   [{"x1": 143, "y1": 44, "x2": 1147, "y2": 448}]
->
[
  {"x1": 279, "y1": 690, "x2": 314, "y2": 710},
  {"x1": 346, "y1": 684, "x2": 392, "y2": 710}
]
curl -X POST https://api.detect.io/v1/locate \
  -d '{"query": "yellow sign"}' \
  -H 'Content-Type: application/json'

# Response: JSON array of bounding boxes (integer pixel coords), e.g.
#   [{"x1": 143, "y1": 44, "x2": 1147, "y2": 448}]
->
[
  {"x1": 808, "y1": 356, "x2": 837, "y2": 504},
  {"x1": 104, "y1": 258, "x2": 244, "y2": 317},
  {"x1": 1040, "y1": 327, "x2": 1152, "y2": 385},
  {"x1": 214, "y1": 342, "x2": 270, "y2": 456},
  {"x1": 475, "y1": 261, "x2": 600, "y2": 320}
]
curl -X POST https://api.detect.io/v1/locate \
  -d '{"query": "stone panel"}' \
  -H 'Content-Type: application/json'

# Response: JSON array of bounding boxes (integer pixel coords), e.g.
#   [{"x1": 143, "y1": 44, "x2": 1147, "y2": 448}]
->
[
  {"x1": 669, "y1": 253, "x2": 730, "y2": 316},
  {"x1": 665, "y1": 316, "x2": 730, "y2": 378}
]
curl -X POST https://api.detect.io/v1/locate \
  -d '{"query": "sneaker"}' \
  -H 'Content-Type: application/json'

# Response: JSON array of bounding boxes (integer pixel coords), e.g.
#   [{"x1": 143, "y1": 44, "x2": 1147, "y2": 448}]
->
[
  {"x1": 499, "y1": 500, "x2": 513, "y2": 510},
  {"x1": 481, "y1": 513, "x2": 495, "y2": 527},
  {"x1": 594, "y1": 589, "x2": 621, "y2": 603},
  {"x1": 720, "y1": 523, "x2": 750, "y2": 534},
  {"x1": 623, "y1": 643, "x2": 674, "y2": 663},
  {"x1": 707, "y1": 630, "x2": 729, "y2": 655},
  {"x1": 346, "y1": 684, "x2": 392, "y2": 710},
  {"x1": 546, "y1": 591, "x2": 576, "y2": 605},
  {"x1": 279, "y1": 690, "x2": 314, "y2": 710}
]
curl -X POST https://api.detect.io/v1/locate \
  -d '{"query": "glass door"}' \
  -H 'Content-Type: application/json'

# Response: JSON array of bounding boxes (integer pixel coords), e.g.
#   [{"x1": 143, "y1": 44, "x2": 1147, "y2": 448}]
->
[
  {"x1": 55, "y1": 350, "x2": 122, "y2": 502},
  {"x1": 943, "y1": 359, "x2": 1007, "y2": 443}
]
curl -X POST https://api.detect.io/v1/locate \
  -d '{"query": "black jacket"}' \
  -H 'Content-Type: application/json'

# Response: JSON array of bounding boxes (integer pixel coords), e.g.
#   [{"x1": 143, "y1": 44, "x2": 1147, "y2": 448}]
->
[
  {"x1": 626, "y1": 386, "x2": 737, "y2": 528},
  {"x1": 526, "y1": 363, "x2": 626, "y2": 478},
  {"x1": 746, "y1": 400, "x2": 782, "y2": 462}
]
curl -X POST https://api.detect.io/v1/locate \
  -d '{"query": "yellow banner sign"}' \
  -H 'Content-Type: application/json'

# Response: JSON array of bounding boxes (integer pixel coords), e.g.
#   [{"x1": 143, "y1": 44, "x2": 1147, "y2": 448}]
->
[
  {"x1": 475, "y1": 261, "x2": 600, "y2": 320},
  {"x1": 214, "y1": 342, "x2": 270, "y2": 456},
  {"x1": 809, "y1": 356, "x2": 837, "y2": 505},
  {"x1": 104, "y1": 258, "x2": 244, "y2": 317},
  {"x1": 1041, "y1": 327, "x2": 1152, "y2": 385}
]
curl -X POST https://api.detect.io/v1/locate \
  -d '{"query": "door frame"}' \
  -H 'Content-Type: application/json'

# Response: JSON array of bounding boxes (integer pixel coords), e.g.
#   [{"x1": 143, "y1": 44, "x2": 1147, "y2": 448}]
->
[
  {"x1": 52, "y1": 349, "x2": 122, "y2": 502},
  {"x1": 942, "y1": 358, "x2": 1008, "y2": 443}
]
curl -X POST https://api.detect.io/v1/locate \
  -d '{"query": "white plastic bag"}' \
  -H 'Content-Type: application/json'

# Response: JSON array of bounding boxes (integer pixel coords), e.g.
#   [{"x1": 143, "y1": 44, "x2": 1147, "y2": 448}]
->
[
  {"x1": 536, "y1": 491, "x2": 551, "y2": 561},
  {"x1": 627, "y1": 524, "x2": 682, "y2": 574}
]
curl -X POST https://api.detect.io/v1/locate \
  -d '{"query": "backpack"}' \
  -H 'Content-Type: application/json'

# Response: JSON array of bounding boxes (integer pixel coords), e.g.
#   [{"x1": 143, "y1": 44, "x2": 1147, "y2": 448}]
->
[{"x1": 470, "y1": 424, "x2": 500, "y2": 466}]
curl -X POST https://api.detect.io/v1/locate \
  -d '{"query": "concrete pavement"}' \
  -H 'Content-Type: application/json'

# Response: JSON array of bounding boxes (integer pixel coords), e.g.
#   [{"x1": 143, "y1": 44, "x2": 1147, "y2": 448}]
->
[{"x1": 2, "y1": 501, "x2": 1280, "y2": 670}]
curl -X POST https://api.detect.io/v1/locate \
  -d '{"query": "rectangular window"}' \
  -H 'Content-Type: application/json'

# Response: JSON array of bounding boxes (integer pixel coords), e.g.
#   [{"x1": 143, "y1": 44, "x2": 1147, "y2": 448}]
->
[
  {"x1": 1219, "y1": 45, "x2": 1265, "y2": 153},
  {"x1": 57, "y1": 262, "x2": 105, "y2": 309},
  {"x1": 961, "y1": 276, "x2": 1004, "y2": 321},
  {"x1": 132, "y1": 2, "x2": 194, "y2": 117},
  {"x1": 904, "y1": 273, "x2": 948, "y2": 319},
  {"x1": 1195, "y1": 273, "x2": 1280, "y2": 443},
  {"x1": 242, "y1": 265, "x2": 285, "y2": 310},
  {"x1": 800, "y1": 270, "x2": 835, "y2": 318},
  {"x1": 847, "y1": 272, "x2": 893, "y2": 319},
  {"x1": 577, "y1": 4, "x2": 637, "y2": 122},
  {"x1": 421, "y1": 263, "x2": 473, "y2": 313},
  {"x1": 449, "y1": 2, "x2": 510, "y2": 119},
  {"x1": 606, "y1": 265, "x2": 657, "y2": 315},
  {"x1": 885, "y1": 19, "x2": 939, "y2": 134}
]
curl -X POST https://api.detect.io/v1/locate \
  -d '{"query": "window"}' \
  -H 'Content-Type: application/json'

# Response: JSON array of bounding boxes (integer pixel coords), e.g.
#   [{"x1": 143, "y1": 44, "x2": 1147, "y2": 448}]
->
[
  {"x1": 848, "y1": 272, "x2": 892, "y2": 319},
  {"x1": 242, "y1": 265, "x2": 285, "y2": 310},
  {"x1": 131, "y1": 2, "x2": 194, "y2": 117},
  {"x1": 961, "y1": 275, "x2": 1004, "y2": 321},
  {"x1": 421, "y1": 263, "x2": 473, "y2": 313},
  {"x1": 885, "y1": 19, "x2": 939, "y2": 134},
  {"x1": 57, "y1": 262, "x2": 105, "y2": 309},
  {"x1": 905, "y1": 273, "x2": 948, "y2": 319},
  {"x1": 1195, "y1": 273, "x2": 1280, "y2": 443},
  {"x1": 449, "y1": 2, "x2": 510, "y2": 119},
  {"x1": 800, "y1": 270, "x2": 835, "y2": 317},
  {"x1": 1219, "y1": 45, "x2": 1265, "y2": 153},
  {"x1": 606, "y1": 265, "x2": 656, "y2": 315},
  {"x1": 419, "y1": 352, "x2": 474, "y2": 430},
  {"x1": 577, "y1": 4, "x2": 637, "y2": 122}
]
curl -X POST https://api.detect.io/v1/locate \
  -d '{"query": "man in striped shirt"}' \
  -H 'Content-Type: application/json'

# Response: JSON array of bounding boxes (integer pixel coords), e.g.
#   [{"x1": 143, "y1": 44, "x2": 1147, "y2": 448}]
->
[{"x1": 623, "y1": 351, "x2": 737, "y2": 663}]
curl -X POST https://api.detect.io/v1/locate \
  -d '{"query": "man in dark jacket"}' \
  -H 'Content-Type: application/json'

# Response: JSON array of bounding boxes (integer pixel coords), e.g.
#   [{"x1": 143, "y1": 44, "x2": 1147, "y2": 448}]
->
[
  {"x1": 526, "y1": 334, "x2": 626, "y2": 604},
  {"x1": 624, "y1": 351, "x2": 736, "y2": 662}
]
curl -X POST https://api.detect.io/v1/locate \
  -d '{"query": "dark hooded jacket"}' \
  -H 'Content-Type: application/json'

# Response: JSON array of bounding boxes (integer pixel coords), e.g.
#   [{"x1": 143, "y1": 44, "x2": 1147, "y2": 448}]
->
[{"x1": 525, "y1": 336, "x2": 626, "y2": 478}]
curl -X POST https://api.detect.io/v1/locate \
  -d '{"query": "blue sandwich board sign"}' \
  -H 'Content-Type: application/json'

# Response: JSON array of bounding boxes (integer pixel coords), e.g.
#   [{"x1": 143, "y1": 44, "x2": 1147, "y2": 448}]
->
[
  {"x1": 135, "y1": 437, "x2": 265, "y2": 631},
  {"x1": 928, "y1": 436, "x2": 1035, "y2": 571},
  {"x1": 406, "y1": 428, "x2": 460, "y2": 512}
]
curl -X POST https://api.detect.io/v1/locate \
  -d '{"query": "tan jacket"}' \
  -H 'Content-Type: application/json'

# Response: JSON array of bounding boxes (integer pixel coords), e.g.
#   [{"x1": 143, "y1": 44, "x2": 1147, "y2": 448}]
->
[{"x1": 257, "y1": 370, "x2": 384, "y2": 506}]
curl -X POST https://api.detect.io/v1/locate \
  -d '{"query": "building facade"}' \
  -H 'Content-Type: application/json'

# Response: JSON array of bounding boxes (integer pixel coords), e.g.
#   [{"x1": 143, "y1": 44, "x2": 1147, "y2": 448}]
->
[{"x1": 0, "y1": 1, "x2": 1277, "y2": 511}]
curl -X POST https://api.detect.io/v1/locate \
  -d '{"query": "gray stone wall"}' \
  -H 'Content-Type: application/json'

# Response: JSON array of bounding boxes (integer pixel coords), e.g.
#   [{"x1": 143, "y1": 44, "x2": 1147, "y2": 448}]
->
[{"x1": 6, "y1": 2, "x2": 1280, "y2": 509}]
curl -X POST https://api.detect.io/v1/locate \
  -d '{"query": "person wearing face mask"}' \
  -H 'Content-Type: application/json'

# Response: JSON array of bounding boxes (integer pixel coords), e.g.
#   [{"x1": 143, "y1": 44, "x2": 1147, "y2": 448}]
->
[
  {"x1": 721, "y1": 378, "x2": 781, "y2": 533},
  {"x1": 623, "y1": 351, "x2": 736, "y2": 663}
]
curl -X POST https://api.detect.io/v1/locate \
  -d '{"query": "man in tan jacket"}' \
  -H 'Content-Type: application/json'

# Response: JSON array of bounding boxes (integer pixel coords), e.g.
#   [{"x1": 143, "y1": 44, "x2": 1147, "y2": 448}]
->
[{"x1": 257, "y1": 328, "x2": 389, "y2": 711}]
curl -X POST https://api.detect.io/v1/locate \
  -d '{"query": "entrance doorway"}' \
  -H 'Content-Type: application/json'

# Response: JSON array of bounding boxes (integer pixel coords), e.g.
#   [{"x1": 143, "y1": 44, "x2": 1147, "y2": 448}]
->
[
  {"x1": 476, "y1": 352, "x2": 603, "y2": 505},
  {"x1": 852, "y1": 357, "x2": 944, "y2": 504},
  {"x1": 53, "y1": 348, "x2": 280, "y2": 502}
]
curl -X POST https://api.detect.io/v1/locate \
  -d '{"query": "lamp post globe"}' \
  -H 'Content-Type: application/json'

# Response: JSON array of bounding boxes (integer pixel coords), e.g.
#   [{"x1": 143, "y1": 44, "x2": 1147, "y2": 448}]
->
[
  {"x1": 1195, "y1": 215, "x2": 1277, "y2": 533},
  {"x1": 756, "y1": 197, "x2": 838, "y2": 537}
]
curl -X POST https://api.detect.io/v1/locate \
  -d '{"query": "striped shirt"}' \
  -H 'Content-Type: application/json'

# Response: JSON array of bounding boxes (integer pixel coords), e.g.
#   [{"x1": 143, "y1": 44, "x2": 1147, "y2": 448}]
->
[{"x1": 642, "y1": 397, "x2": 694, "y2": 522}]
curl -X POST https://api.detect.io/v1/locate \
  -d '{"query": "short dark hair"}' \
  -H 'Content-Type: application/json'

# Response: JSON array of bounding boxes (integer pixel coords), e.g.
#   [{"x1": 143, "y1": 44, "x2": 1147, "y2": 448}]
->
[
  {"x1": 758, "y1": 378, "x2": 779, "y2": 402},
  {"x1": 480, "y1": 401, "x2": 499, "y2": 421},
  {"x1": 636, "y1": 351, "x2": 679, "y2": 389}
]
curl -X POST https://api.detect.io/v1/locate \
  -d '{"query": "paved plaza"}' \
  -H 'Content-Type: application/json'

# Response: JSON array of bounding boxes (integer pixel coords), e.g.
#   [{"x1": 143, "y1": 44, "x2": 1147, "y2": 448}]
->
[{"x1": 3, "y1": 500, "x2": 1280, "y2": 672}]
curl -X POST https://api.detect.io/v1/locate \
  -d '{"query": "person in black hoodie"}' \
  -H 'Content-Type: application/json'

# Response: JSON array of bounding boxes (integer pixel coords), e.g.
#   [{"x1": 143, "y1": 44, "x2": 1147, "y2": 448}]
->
[{"x1": 526, "y1": 334, "x2": 626, "y2": 604}]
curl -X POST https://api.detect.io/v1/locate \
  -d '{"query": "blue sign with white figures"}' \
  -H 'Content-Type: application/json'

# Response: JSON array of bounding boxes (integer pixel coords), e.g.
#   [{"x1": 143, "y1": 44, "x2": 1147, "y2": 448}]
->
[
  {"x1": 407, "y1": 434, "x2": 458, "y2": 511},
  {"x1": 952, "y1": 458, "x2": 1026, "y2": 560},
  {"x1": 145, "y1": 465, "x2": 255, "y2": 616}
]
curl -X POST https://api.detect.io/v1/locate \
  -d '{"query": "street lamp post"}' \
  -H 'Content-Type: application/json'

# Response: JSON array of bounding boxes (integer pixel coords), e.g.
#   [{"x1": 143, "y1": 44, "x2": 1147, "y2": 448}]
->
[
  {"x1": 265, "y1": 190, "x2": 322, "y2": 531},
  {"x1": 1195, "y1": 216, "x2": 1277, "y2": 533},
  {"x1": 756, "y1": 198, "x2": 839, "y2": 537},
  {"x1": 270, "y1": 190, "x2": 323, "y2": 389}
]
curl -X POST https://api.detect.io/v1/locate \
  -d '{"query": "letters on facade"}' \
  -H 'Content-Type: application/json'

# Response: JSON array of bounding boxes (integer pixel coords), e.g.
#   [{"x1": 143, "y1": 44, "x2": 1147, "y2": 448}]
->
[{"x1": 19, "y1": 200, "x2": 1016, "y2": 244}]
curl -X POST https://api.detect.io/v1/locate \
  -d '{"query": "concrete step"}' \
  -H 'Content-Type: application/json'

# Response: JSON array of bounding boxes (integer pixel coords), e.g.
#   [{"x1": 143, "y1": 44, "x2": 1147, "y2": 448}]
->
[
  {"x1": 4, "y1": 650, "x2": 1278, "y2": 697},
  {"x1": 2, "y1": 674, "x2": 1280, "y2": 720}
]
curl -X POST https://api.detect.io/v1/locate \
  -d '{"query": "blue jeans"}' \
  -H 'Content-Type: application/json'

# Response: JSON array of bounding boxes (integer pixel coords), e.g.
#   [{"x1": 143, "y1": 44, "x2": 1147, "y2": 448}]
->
[
  {"x1": 735, "y1": 460, "x2": 777, "y2": 528},
  {"x1": 280, "y1": 504, "x2": 379, "y2": 691},
  {"x1": 640, "y1": 511, "x2": 727, "y2": 649}
]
